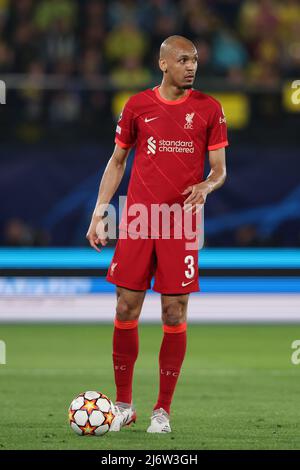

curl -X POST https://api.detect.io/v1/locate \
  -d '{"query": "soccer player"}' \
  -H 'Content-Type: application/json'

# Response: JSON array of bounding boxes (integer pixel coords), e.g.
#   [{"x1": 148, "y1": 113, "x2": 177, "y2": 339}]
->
[{"x1": 86, "y1": 35, "x2": 228, "y2": 433}]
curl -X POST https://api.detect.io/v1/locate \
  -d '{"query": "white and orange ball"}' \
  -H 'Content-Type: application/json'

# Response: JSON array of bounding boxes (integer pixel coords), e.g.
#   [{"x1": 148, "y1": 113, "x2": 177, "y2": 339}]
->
[{"x1": 68, "y1": 391, "x2": 115, "y2": 436}]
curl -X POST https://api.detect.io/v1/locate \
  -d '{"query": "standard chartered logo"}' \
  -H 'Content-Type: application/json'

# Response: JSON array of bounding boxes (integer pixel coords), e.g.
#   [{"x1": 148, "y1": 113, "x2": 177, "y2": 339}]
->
[
  {"x1": 159, "y1": 139, "x2": 194, "y2": 153},
  {"x1": 147, "y1": 136, "x2": 194, "y2": 155},
  {"x1": 147, "y1": 136, "x2": 156, "y2": 155}
]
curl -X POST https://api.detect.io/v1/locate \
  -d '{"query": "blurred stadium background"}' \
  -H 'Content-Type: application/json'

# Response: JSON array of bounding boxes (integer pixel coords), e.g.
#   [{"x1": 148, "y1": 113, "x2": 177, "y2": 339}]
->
[{"x1": 0, "y1": 0, "x2": 300, "y2": 322}]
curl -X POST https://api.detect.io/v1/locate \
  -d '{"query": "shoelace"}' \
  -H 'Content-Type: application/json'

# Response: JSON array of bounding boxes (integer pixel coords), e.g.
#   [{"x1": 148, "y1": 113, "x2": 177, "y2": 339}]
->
[
  {"x1": 152, "y1": 409, "x2": 169, "y2": 424},
  {"x1": 115, "y1": 403, "x2": 131, "y2": 425},
  {"x1": 115, "y1": 402, "x2": 131, "y2": 411}
]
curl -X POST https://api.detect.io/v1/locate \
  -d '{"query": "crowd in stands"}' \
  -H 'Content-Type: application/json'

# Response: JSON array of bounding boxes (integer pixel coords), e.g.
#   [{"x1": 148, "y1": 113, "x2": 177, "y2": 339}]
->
[
  {"x1": 0, "y1": 0, "x2": 299, "y2": 131},
  {"x1": 1, "y1": 0, "x2": 300, "y2": 89}
]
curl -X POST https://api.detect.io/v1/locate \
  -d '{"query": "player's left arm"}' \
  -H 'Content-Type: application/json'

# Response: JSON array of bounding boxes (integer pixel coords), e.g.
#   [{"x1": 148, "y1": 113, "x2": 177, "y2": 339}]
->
[{"x1": 182, "y1": 147, "x2": 227, "y2": 213}]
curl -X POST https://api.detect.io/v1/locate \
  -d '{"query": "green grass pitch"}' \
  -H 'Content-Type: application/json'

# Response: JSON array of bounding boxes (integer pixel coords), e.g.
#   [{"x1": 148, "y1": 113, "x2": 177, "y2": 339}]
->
[{"x1": 0, "y1": 323, "x2": 299, "y2": 450}]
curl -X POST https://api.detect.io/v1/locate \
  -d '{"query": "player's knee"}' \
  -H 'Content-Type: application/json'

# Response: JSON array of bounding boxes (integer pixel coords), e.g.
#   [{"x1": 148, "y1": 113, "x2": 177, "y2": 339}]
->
[
  {"x1": 162, "y1": 301, "x2": 186, "y2": 326},
  {"x1": 115, "y1": 299, "x2": 140, "y2": 321}
]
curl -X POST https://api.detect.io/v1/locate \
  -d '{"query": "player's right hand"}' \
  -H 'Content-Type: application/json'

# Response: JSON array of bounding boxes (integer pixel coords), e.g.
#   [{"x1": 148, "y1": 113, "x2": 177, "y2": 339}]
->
[{"x1": 86, "y1": 217, "x2": 107, "y2": 252}]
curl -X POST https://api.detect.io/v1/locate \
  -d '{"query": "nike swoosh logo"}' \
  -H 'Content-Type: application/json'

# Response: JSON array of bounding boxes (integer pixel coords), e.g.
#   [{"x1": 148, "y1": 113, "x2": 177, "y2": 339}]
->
[
  {"x1": 145, "y1": 117, "x2": 159, "y2": 123},
  {"x1": 181, "y1": 280, "x2": 194, "y2": 287}
]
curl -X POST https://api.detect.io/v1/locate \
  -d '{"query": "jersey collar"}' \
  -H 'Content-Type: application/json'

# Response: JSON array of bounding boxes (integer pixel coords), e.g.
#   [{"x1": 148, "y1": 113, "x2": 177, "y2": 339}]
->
[{"x1": 153, "y1": 85, "x2": 192, "y2": 105}]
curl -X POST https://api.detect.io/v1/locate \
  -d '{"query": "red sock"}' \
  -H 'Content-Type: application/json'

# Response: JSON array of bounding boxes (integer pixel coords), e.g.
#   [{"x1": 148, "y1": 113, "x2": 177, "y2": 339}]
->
[
  {"x1": 112, "y1": 318, "x2": 139, "y2": 404},
  {"x1": 154, "y1": 323, "x2": 187, "y2": 415}
]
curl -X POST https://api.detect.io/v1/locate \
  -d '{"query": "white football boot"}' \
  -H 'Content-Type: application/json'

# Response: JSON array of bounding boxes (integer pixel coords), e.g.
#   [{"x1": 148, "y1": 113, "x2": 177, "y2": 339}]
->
[
  {"x1": 147, "y1": 408, "x2": 171, "y2": 433},
  {"x1": 109, "y1": 402, "x2": 137, "y2": 432}
]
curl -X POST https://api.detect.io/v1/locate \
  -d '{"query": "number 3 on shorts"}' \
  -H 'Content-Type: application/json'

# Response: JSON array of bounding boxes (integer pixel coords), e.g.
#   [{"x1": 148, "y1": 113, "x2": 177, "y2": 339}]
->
[{"x1": 184, "y1": 255, "x2": 195, "y2": 279}]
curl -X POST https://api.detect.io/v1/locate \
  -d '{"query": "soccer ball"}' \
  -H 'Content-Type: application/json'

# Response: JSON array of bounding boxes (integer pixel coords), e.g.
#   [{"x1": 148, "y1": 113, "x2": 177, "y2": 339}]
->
[{"x1": 68, "y1": 391, "x2": 115, "y2": 436}]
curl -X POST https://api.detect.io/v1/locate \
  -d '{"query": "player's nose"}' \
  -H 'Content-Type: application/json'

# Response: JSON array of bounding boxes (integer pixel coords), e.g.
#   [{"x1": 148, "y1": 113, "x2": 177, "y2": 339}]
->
[{"x1": 186, "y1": 61, "x2": 196, "y2": 72}]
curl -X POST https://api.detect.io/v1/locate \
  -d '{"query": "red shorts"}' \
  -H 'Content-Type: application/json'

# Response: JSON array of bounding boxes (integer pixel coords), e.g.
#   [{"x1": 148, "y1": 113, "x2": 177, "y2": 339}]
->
[{"x1": 106, "y1": 235, "x2": 200, "y2": 294}]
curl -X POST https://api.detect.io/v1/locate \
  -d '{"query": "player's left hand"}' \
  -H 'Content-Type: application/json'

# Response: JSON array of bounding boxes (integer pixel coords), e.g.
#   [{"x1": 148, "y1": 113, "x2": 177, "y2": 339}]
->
[{"x1": 182, "y1": 182, "x2": 212, "y2": 214}]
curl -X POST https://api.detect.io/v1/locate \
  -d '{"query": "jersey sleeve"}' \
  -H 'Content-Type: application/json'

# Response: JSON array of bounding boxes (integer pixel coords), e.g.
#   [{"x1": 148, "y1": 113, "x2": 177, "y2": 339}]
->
[
  {"x1": 115, "y1": 98, "x2": 137, "y2": 149},
  {"x1": 207, "y1": 100, "x2": 229, "y2": 151}
]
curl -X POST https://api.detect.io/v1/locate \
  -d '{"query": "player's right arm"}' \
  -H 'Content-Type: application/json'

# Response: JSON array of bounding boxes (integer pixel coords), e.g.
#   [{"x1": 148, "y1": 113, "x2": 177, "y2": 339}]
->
[
  {"x1": 86, "y1": 144, "x2": 130, "y2": 252},
  {"x1": 87, "y1": 97, "x2": 136, "y2": 251}
]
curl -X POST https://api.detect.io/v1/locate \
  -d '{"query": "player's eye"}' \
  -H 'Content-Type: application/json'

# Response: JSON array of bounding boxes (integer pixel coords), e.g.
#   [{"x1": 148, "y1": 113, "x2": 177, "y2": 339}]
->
[{"x1": 179, "y1": 58, "x2": 197, "y2": 64}]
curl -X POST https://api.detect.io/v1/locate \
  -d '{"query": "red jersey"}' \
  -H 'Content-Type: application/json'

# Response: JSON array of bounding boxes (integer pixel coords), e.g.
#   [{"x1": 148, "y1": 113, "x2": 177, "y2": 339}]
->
[{"x1": 115, "y1": 86, "x2": 228, "y2": 238}]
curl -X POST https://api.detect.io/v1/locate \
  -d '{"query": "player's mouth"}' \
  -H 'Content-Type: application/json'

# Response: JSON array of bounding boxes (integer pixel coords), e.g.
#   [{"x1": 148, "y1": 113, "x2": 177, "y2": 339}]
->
[{"x1": 184, "y1": 75, "x2": 194, "y2": 80}]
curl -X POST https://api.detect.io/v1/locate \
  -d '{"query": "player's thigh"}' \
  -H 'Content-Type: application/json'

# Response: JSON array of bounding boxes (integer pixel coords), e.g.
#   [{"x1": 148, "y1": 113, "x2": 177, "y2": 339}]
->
[
  {"x1": 153, "y1": 237, "x2": 199, "y2": 295},
  {"x1": 115, "y1": 286, "x2": 146, "y2": 321},
  {"x1": 161, "y1": 293, "x2": 189, "y2": 325}
]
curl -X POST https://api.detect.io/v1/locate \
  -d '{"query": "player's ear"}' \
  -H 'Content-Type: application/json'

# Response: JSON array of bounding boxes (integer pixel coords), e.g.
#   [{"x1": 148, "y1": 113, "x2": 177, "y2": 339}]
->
[{"x1": 159, "y1": 58, "x2": 167, "y2": 73}]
